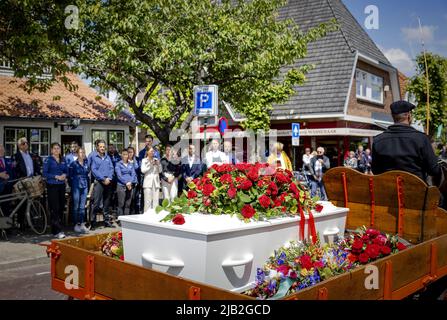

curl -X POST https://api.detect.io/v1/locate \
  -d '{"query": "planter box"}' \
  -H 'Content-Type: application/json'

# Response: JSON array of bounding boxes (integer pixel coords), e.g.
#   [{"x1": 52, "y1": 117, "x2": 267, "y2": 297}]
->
[{"x1": 118, "y1": 201, "x2": 348, "y2": 292}]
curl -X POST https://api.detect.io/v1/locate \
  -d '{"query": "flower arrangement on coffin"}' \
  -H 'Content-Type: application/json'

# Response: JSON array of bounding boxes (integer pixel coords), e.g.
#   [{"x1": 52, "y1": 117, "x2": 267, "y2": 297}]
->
[
  {"x1": 156, "y1": 163, "x2": 323, "y2": 224},
  {"x1": 100, "y1": 231, "x2": 124, "y2": 261},
  {"x1": 245, "y1": 227, "x2": 408, "y2": 300}
]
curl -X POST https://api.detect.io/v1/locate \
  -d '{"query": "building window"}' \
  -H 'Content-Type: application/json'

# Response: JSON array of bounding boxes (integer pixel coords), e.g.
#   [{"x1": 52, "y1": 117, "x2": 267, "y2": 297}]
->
[
  {"x1": 4, "y1": 127, "x2": 51, "y2": 157},
  {"x1": 92, "y1": 130, "x2": 125, "y2": 152},
  {"x1": 356, "y1": 69, "x2": 384, "y2": 104}
]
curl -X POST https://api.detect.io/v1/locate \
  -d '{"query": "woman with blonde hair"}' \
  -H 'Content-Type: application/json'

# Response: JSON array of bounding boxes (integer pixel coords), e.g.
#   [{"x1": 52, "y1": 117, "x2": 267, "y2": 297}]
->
[
  {"x1": 267, "y1": 142, "x2": 293, "y2": 170},
  {"x1": 141, "y1": 147, "x2": 162, "y2": 212}
]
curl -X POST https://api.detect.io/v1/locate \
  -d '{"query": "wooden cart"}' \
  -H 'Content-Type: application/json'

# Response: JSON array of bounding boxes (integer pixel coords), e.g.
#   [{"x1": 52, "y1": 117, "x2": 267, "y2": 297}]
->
[{"x1": 46, "y1": 169, "x2": 447, "y2": 300}]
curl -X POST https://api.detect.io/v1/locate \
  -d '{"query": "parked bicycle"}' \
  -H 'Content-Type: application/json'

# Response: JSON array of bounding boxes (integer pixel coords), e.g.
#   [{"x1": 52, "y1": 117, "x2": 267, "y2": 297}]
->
[{"x1": 0, "y1": 177, "x2": 47, "y2": 240}]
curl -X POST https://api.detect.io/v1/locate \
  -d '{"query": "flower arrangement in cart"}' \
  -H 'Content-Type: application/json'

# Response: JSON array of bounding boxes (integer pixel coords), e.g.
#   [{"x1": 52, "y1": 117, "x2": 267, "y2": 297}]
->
[
  {"x1": 100, "y1": 231, "x2": 124, "y2": 261},
  {"x1": 156, "y1": 163, "x2": 323, "y2": 224},
  {"x1": 245, "y1": 226, "x2": 408, "y2": 299}
]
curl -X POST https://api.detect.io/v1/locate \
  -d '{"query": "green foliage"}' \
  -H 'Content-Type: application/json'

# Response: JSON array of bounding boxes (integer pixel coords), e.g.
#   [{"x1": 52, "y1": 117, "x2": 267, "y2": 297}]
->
[
  {"x1": 1, "y1": 0, "x2": 335, "y2": 143},
  {"x1": 407, "y1": 52, "x2": 447, "y2": 136}
]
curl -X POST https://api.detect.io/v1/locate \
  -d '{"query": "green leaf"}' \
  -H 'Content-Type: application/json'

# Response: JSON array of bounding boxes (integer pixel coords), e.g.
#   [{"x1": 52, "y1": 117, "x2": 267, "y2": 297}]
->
[
  {"x1": 162, "y1": 198, "x2": 170, "y2": 208},
  {"x1": 155, "y1": 205, "x2": 164, "y2": 214},
  {"x1": 239, "y1": 192, "x2": 252, "y2": 203}
]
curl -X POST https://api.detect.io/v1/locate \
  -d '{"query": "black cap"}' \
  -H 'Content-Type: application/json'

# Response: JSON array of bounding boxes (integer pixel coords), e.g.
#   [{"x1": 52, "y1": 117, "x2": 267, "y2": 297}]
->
[{"x1": 390, "y1": 101, "x2": 416, "y2": 115}]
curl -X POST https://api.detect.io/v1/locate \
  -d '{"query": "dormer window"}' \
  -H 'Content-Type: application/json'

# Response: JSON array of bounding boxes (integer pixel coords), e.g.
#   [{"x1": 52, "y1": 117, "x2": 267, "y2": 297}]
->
[{"x1": 356, "y1": 69, "x2": 384, "y2": 104}]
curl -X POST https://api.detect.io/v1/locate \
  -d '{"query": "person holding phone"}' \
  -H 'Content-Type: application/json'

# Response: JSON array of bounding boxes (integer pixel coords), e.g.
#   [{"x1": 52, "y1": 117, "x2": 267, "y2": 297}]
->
[{"x1": 141, "y1": 147, "x2": 162, "y2": 212}]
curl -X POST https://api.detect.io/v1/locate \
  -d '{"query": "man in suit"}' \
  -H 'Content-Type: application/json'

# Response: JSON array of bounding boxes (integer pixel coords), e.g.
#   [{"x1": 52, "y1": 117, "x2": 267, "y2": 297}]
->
[
  {"x1": 181, "y1": 144, "x2": 203, "y2": 190},
  {"x1": 14, "y1": 137, "x2": 42, "y2": 179}
]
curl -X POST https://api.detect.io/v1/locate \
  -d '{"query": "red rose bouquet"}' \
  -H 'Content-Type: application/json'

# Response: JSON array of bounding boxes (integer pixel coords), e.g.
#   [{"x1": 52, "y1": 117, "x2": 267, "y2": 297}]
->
[{"x1": 157, "y1": 163, "x2": 323, "y2": 224}]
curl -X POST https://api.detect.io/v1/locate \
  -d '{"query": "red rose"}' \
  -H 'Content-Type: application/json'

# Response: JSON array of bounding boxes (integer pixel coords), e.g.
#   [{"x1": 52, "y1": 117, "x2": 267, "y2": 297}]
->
[
  {"x1": 315, "y1": 204, "x2": 324, "y2": 213},
  {"x1": 241, "y1": 204, "x2": 256, "y2": 219},
  {"x1": 275, "y1": 172, "x2": 289, "y2": 184},
  {"x1": 358, "y1": 253, "x2": 369, "y2": 264},
  {"x1": 227, "y1": 188, "x2": 237, "y2": 199},
  {"x1": 119, "y1": 255, "x2": 124, "y2": 261},
  {"x1": 238, "y1": 179, "x2": 253, "y2": 190},
  {"x1": 247, "y1": 168, "x2": 259, "y2": 181},
  {"x1": 299, "y1": 255, "x2": 313, "y2": 270},
  {"x1": 279, "y1": 193, "x2": 287, "y2": 202},
  {"x1": 277, "y1": 265, "x2": 290, "y2": 276},
  {"x1": 203, "y1": 198, "x2": 212, "y2": 207},
  {"x1": 268, "y1": 182, "x2": 278, "y2": 196},
  {"x1": 397, "y1": 242, "x2": 407, "y2": 251},
  {"x1": 257, "y1": 180, "x2": 264, "y2": 188},
  {"x1": 289, "y1": 183, "x2": 299, "y2": 195},
  {"x1": 172, "y1": 214, "x2": 186, "y2": 225},
  {"x1": 380, "y1": 246, "x2": 391, "y2": 256},
  {"x1": 289, "y1": 271, "x2": 298, "y2": 279},
  {"x1": 202, "y1": 183, "x2": 216, "y2": 196},
  {"x1": 366, "y1": 229, "x2": 381, "y2": 237},
  {"x1": 219, "y1": 173, "x2": 233, "y2": 184},
  {"x1": 281, "y1": 206, "x2": 287, "y2": 212},
  {"x1": 118, "y1": 232, "x2": 122, "y2": 240},
  {"x1": 351, "y1": 239, "x2": 364, "y2": 253},
  {"x1": 273, "y1": 199, "x2": 282, "y2": 207},
  {"x1": 347, "y1": 253, "x2": 358, "y2": 263},
  {"x1": 187, "y1": 190, "x2": 197, "y2": 199},
  {"x1": 365, "y1": 244, "x2": 380, "y2": 260},
  {"x1": 313, "y1": 260, "x2": 324, "y2": 269},
  {"x1": 373, "y1": 235, "x2": 388, "y2": 246},
  {"x1": 258, "y1": 195, "x2": 271, "y2": 209}
]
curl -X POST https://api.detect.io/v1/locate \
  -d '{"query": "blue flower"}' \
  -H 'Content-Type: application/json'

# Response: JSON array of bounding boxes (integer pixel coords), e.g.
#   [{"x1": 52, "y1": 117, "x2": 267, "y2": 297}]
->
[
  {"x1": 277, "y1": 258, "x2": 285, "y2": 265},
  {"x1": 256, "y1": 268, "x2": 265, "y2": 283},
  {"x1": 268, "y1": 279, "x2": 277, "y2": 292}
]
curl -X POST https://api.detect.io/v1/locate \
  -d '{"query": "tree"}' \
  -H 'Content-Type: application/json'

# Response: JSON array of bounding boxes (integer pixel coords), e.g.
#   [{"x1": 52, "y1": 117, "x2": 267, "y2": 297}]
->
[
  {"x1": 407, "y1": 52, "x2": 447, "y2": 137},
  {"x1": 0, "y1": 0, "x2": 334, "y2": 144}
]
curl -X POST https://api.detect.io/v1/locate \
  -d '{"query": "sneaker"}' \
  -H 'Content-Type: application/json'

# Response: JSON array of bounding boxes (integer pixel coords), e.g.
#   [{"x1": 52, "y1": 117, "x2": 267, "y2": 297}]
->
[
  {"x1": 104, "y1": 221, "x2": 116, "y2": 228},
  {"x1": 55, "y1": 232, "x2": 66, "y2": 239},
  {"x1": 74, "y1": 223, "x2": 82, "y2": 233},
  {"x1": 80, "y1": 223, "x2": 90, "y2": 234}
]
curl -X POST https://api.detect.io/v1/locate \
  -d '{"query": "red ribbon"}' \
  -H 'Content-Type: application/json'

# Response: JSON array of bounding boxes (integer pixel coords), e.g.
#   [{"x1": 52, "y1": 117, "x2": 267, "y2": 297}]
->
[
  {"x1": 298, "y1": 205, "x2": 306, "y2": 241},
  {"x1": 307, "y1": 210, "x2": 317, "y2": 244}
]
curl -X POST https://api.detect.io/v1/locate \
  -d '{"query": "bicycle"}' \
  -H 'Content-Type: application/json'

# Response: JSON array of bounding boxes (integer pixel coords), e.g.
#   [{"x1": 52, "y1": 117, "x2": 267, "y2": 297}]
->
[{"x1": 0, "y1": 178, "x2": 47, "y2": 240}]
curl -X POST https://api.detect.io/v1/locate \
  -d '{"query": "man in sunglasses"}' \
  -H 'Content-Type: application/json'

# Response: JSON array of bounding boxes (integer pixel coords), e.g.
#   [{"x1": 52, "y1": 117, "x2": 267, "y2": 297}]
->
[
  {"x1": 371, "y1": 101, "x2": 440, "y2": 182},
  {"x1": 13, "y1": 137, "x2": 42, "y2": 179}
]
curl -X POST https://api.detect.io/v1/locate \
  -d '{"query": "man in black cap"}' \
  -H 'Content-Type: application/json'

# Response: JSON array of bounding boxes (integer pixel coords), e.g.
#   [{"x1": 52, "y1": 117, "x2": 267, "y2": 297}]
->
[{"x1": 371, "y1": 100, "x2": 441, "y2": 182}]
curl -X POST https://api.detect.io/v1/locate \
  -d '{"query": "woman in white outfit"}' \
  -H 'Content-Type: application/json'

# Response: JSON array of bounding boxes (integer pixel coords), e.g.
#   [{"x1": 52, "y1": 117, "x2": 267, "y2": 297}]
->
[{"x1": 140, "y1": 147, "x2": 162, "y2": 212}]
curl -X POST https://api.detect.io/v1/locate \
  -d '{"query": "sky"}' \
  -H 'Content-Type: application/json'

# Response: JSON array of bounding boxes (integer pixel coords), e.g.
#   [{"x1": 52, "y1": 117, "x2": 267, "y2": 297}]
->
[{"x1": 343, "y1": 0, "x2": 447, "y2": 76}]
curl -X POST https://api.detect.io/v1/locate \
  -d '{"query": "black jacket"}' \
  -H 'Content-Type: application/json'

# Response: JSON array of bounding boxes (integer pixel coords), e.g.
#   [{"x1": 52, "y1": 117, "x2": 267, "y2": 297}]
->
[
  {"x1": 14, "y1": 151, "x2": 42, "y2": 179},
  {"x1": 160, "y1": 157, "x2": 181, "y2": 182},
  {"x1": 371, "y1": 124, "x2": 441, "y2": 181}
]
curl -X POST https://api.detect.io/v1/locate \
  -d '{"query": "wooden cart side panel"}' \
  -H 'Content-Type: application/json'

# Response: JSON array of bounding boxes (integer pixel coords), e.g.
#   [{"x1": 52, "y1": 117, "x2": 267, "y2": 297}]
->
[
  {"x1": 435, "y1": 207, "x2": 447, "y2": 237},
  {"x1": 52, "y1": 238, "x2": 251, "y2": 300},
  {"x1": 284, "y1": 234, "x2": 447, "y2": 300},
  {"x1": 323, "y1": 168, "x2": 442, "y2": 244}
]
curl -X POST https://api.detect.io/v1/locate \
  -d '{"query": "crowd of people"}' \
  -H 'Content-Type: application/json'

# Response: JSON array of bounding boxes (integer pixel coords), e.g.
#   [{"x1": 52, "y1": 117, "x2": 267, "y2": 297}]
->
[{"x1": 1, "y1": 117, "x2": 446, "y2": 239}]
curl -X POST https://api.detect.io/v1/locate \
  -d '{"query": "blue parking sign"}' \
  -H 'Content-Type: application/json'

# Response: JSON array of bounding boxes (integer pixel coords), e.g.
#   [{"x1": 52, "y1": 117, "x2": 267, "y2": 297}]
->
[{"x1": 193, "y1": 85, "x2": 218, "y2": 117}]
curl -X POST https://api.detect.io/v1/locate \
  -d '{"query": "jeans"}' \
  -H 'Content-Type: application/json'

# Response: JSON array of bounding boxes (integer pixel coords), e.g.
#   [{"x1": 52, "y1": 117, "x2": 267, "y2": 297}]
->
[
  {"x1": 72, "y1": 186, "x2": 87, "y2": 224},
  {"x1": 47, "y1": 184, "x2": 66, "y2": 235},
  {"x1": 92, "y1": 181, "x2": 112, "y2": 223},
  {"x1": 310, "y1": 179, "x2": 328, "y2": 201},
  {"x1": 117, "y1": 184, "x2": 135, "y2": 216}
]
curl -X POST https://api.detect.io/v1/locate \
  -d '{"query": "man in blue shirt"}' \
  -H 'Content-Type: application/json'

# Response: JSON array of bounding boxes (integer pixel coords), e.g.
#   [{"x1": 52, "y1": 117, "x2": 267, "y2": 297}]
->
[
  {"x1": 65, "y1": 141, "x2": 79, "y2": 167},
  {"x1": 138, "y1": 134, "x2": 160, "y2": 160},
  {"x1": 90, "y1": 140, "x2": 115, "y2": 228}
]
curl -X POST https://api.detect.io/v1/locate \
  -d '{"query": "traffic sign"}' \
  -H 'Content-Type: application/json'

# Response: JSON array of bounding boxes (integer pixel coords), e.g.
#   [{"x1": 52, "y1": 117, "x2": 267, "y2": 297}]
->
[
  {"x1": 193, "y1": 85, "x2": 218, "y2": 117},
  {"x1": 292, "y1": 123, "x2": 300, "y2": 138},
  {"x1": 292, "y1": 123, "x2": 300, "y2": 146},
  {"x1": 218, "y1": 117, "x2": 228, "y2": 136}
]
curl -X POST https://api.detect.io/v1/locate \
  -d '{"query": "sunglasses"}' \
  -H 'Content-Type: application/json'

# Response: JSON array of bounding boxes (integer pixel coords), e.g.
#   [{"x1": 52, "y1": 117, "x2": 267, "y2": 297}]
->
[{"x1": 21, "y1": 142, "x2": 28, "y2": 145}]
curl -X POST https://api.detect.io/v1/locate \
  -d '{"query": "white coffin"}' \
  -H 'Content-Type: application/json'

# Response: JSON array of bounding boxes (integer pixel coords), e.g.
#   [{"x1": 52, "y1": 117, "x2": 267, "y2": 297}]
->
[{"x1": 118, "y1": 201, "x2": 349, "y2": 292}]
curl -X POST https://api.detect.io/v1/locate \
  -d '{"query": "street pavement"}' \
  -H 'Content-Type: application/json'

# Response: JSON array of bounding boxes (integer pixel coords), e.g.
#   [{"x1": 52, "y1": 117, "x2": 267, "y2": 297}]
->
[{"x1": 0, "y1": 225, "x2": 118, "y2": 300}]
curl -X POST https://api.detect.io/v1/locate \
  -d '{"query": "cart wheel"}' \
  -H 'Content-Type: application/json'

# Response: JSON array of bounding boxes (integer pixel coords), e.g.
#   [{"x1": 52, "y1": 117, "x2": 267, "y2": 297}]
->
[{"x1": 27, "y1": 200, "x2": 48, "y2": 235}]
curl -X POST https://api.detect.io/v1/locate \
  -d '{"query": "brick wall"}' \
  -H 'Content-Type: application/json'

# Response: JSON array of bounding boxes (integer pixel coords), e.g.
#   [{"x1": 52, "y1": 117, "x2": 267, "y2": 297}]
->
[{"x1": 347, "y1": 60, "x2": 394, "y2": 118}]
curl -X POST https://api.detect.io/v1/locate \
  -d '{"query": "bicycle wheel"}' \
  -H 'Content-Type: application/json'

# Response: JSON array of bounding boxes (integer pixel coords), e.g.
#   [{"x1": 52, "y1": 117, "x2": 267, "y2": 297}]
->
[{"x1": 27, "y1": 199, "x2": 47, "y2": 235}]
